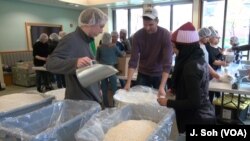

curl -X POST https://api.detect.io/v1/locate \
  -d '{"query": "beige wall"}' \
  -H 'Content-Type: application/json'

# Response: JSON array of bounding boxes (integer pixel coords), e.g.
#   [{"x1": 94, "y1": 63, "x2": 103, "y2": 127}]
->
[{"x1": 192, "y1": 0, "x2": 201, "y2": 29}]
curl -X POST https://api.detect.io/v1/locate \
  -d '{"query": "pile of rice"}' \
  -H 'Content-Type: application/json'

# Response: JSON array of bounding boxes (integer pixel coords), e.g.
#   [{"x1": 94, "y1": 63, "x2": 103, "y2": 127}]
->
[{"x1": 104, "y1": 120, "x2": 157, "y2": 141}]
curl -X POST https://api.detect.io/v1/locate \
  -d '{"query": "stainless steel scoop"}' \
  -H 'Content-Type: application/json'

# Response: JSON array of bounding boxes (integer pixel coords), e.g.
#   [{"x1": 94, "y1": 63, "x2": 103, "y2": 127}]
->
[{"x1": 76, "y1": 62, "x2": 118, "y2": 88}]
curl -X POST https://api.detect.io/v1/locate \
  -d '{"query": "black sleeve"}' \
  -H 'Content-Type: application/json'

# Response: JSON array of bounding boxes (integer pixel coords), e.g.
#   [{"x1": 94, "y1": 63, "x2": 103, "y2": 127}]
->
[
  {"x1": 206, "y1": 45, "x2": 216, "y2": 65},
  {"x1": 232, "y1": 44, "x2": 250, "y2": 51},
  {"x1": 167, "y1": 62, "x2": 202, "y2": 110}
]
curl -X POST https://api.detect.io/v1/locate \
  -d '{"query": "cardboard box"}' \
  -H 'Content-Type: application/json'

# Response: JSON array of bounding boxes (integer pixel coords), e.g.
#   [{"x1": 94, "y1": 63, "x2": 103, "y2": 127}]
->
[
  {"x1": 117, "y1": 54, "x2": 130, "y2": 76},
  {"x1": 213, "y1": 95, "x2": 250, "y2": 121}
]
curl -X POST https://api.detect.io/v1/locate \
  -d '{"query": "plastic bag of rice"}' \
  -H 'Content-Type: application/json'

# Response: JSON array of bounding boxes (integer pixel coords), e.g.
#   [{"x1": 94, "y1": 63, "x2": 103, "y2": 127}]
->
[{"x1": 75, "y1": 104, "x2": 175, "y2": 141}]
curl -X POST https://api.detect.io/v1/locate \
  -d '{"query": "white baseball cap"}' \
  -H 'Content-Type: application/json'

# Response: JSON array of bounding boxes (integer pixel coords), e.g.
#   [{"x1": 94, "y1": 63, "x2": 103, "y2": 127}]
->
[{"x1": 143, "y1": 7, "x2": 158, "y2": 20}]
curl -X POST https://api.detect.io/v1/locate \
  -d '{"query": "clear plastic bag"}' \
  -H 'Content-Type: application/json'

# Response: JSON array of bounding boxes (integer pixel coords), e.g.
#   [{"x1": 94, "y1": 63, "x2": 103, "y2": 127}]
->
[
  {"x1": 0, "y1": 100, "x2": 101, "y2": 141},
  {"x1": 75, "y1": 104, "x2": 175, "y2": 141}
]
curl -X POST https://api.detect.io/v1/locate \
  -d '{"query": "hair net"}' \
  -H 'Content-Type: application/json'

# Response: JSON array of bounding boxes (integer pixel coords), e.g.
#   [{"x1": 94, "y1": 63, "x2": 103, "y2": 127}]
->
[
  {"x1": 59, "y1": 31, "x2": 66, "y2": 38},
  {"x1": 78, "y1": 7, "x2": 108, "y2": 26},
  {"x1": 111, "y1": 31, "x2": 118, "y2": 37},
  {"x1": 208, "y1": 26, "x2": 220, "y2": 38},
  {"x1": 230, "y1": 36, "x2": 239, "y2": 45},
  {"x1": 102, "y1": 32, "x2": 111, "y2": 45},
  {"x1": 38, "y1": 33, "x2": 48, "y2": 41},
  {"x1": 49, "y1": 33, "x2": 59, "y2": 41},
  {"x1": 198, "y1": 27, "x2": 211, "y2": 38}
]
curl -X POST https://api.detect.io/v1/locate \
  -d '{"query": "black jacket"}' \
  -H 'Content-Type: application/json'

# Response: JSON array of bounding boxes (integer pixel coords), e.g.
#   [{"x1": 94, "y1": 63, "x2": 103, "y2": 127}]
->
[
  {"x1": 167, "y1": 44, "x2": 215, "y2": 133},
  {"x1": 33, "y1": 41, "x2": 49, "y2": 66},
  {"x1": 46, "y1": 27, "x2": 101, "y2": 103}
]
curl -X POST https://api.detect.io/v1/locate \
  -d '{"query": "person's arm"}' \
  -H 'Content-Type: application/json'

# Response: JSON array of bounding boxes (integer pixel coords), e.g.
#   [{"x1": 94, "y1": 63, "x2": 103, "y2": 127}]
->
[
  {"x1": 232, "y1": 44, "x2": 250, "y2": 51},
  {"x1": 124, "y1": 34, "x2": 140, "y2": 90},
  {"x1": 124, "y1": 68, "x2": 136, "y2": 90},
  {"x1": 158, "y1": 31, "x2": 173, "y2": 96},
  {"x1": 46, "y1": 38, "x2": 90, "y2": 75},
  {"x1": 166, "y1": 63, "x2": 202, "y2": 110},
  {"x1": 158, "y1": 72, "x2": 169, "y2": 97},
  {"x1": 208, "y1": 64, "x2": 220, "y2": 79},
  {"x1": 213, "y1": 60, "x2": 227, "y2": 67},
  {"x1": 35, "y1": 55, "x2": 47, "y2": 61}
]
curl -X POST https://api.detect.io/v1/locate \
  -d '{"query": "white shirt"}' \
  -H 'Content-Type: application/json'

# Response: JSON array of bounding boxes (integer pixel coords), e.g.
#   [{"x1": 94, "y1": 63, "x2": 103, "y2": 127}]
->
[{"x1": 200, "y1": 43, "x2": 209, "y2": 63}]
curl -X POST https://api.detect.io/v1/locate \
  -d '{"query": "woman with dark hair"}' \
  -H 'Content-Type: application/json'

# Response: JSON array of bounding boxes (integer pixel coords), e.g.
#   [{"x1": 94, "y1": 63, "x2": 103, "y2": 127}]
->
[{"x1": 158, "y1": 22, "x2": 215, "y2": 134}]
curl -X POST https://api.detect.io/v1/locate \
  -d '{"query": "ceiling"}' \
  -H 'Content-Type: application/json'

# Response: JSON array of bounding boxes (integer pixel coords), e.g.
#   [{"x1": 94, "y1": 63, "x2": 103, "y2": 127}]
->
[{"x1": 15, "y1": 0, "x2": 191, "y2": 10}]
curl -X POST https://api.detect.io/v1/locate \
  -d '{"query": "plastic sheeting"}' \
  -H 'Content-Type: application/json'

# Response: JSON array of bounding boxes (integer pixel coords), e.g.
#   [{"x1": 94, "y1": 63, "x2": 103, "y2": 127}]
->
[
  {"x1": 75, "y1": 104, "x2": 175, "y2": 141},
  {"x1": 0, "y1": 100, "x2": 101, "y2": 141},
  {"x1": 0, "y1": 93, "x2": 55, "y2": 121},
  {"x1": 113, "y1": 85, "x2": 160, "y2": 107}
]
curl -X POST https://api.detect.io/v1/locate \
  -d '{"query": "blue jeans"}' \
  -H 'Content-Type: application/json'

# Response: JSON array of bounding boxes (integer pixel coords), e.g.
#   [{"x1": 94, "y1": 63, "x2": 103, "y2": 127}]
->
[
  {"x1": 136, "y1": 72, "x2": 162, "y2": 89},
  {"x1": 101, "y1": 74, "x2": 118, "y2": 107}
]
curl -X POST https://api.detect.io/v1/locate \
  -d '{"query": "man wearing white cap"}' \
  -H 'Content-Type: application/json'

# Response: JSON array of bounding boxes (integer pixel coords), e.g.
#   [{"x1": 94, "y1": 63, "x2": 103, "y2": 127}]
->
[{"x1": 124, "y1": 7, "x2": 173, "y2": 97}]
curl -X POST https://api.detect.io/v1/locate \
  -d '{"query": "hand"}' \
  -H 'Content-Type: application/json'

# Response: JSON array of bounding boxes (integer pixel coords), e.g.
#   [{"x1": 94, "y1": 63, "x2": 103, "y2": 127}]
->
[
  {"x1": 157, "y1": 97, "x2": 168, "y2": 106},
  {"x1": 212, "y1": 72, "x2": 220, "y2": 80},
  {"x1": 124, "y1": 82, "x2": 131, "y2": 91},
  {"x1": 77, "y1": 57, "x2": 92, "y2": 68},
  {"x1": 157, "y1": 87, "x2": 166, "y2": 98},
  {"x1": 221, "y1": 61, "x2": 228, "y2": 67}
]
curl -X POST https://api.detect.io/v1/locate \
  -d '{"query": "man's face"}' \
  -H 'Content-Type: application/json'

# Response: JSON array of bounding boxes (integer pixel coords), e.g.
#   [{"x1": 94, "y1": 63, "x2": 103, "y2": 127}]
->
[
  {"x1": 89, "y1": 24, "x2": 105, "y2": 37},
  {"x1": 119, "y1": 32, "x2": 126, "y2": 40},
  {"x1": 112, "y1": 35, "x2": 118, "y2": 43},
  {"x1": 143, "y1": 19, "x2": 158, "y2": 34},
  {"x1": 200, "y1": 37, "x2": 209, "y2": 44}
]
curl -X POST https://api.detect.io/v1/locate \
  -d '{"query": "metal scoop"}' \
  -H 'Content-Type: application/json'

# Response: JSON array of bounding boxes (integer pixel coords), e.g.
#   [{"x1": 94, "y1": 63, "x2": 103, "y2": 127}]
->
[{"x1": 76, "y1": 61, "x2": 118, "y2": 88}]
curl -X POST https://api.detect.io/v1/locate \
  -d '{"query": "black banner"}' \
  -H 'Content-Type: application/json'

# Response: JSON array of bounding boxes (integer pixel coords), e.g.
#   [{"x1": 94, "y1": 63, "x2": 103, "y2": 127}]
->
[{"x1": 186, "y1": 125, "x2": 250, "y2": 141}]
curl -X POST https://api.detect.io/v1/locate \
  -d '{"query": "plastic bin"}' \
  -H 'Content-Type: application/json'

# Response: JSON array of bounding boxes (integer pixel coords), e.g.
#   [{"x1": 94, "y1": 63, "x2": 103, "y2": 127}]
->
[
  {"x1": 113, "y1": 85, "x2": 159, "y2": 107},
  {"x1": 0, "y1": 93, "x2": 55, "y2": 121},
  {"x1": 75, "y1": 104, "x2": 175, "y2": 141},
  {"x1": 0, "y1": 100, "x2": 101, "y2": 141}
]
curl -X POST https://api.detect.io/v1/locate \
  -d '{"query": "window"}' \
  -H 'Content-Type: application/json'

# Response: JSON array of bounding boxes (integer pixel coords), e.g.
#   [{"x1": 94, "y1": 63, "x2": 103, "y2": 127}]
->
[
  {"x1": 155, "y1": 5, "x2": 171, "y2": 30},
  {"x1": 130, "y1": 8, "x2": 143, "y2": 36},
  {"x1": 115, "y1": 9, "x2": 128, "y2": 33},
  {"x1": 202, "y1": 0, "x2": 225, "y2": 48},
  {"x1": 224, "y1": 0, "x2": 250, "y2": 48},
  {"x1": 172, "y1": 4, "x2": 193, "y2": 31}
]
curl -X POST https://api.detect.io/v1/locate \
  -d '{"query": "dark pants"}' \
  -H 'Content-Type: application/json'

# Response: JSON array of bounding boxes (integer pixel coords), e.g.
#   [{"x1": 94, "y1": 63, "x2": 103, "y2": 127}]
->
[
  {"x1": 36, "y1": 70, "x2": 53, "y2": 92},
  {"x1": 209, "y1": 91, "x2": 221, "y2": 103},
  {"x1": 101, "y1": 74, "x2": 118, "y2": 107},
  {"x1": 136, "y1": 72, "x2": 162, "y2": 89},
  {"x1": 55, "y1": 74, "x2": 66, "y2": 88}
]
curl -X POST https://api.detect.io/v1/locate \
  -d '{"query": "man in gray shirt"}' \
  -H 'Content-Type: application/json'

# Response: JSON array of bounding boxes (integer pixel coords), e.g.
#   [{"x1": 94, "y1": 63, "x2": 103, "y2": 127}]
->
[
  {"x1": 124, "y1": 7, "x2": 173, "y2": 97},
  {"x1": 46, "y1": 8, "x2": 108, "y2": 103}
]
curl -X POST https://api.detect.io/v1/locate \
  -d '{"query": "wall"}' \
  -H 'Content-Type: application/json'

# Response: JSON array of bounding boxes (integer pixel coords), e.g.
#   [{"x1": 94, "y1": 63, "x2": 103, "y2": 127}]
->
[
  {"x1": 192, "y1": 0, "x2": 201, "y2": 29},
  {"x1": 0, "y1": 0, "x2": 81, "y2": 52}
]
